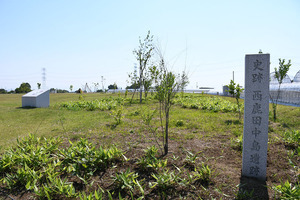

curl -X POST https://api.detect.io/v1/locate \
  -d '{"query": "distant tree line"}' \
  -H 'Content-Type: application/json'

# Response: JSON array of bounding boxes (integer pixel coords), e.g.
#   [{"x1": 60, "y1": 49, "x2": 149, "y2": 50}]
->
[
  {"x1": 0, "y1": 82, "x2": 32, "y2": 94},
  {"x1": 50, "y1": 88, "x2": 69, "y2": 93},
  {"x1": 1, "y1": 81, "x2": 142, "y2": 95},
  {"x1": 0, "y1": 89, "x2": 13, "y2": 94}
]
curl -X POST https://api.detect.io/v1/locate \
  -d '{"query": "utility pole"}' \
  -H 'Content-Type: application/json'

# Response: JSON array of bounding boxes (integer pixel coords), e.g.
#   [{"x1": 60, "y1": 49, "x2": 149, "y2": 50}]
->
[{"x1": 233, "y1": 71, "x2": 235, "y2": 82}]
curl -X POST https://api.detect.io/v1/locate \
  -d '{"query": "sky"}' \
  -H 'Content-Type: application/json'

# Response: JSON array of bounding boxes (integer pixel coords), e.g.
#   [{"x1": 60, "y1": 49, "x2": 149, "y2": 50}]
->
[{"x1": 1, "y1": 0, "x2": 300, "y2": 92}]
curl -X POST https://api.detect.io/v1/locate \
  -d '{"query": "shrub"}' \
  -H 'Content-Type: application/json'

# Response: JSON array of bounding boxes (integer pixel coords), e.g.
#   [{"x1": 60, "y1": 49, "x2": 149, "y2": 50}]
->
[
  {"x1": 59, "y1": 139, "x2": 124, "y2": 182},
  {"x1": 175, "y1": 120, "x2": 184, "y2": 127},
  {"x1": 59, "y1": 98, "x2": 121, "y2": 111},
  {"x1": 283, "y1": 130, "x2": 300, "y2": 149},
  {"x1": 174, "y1": 95, "x2": 242, "y2": 113},
  {"x1": 192, "y1": 163, "x2": 213, "y2": 185},
  {"x1": 110, "y1": 106, "x2": 124, "y2": 125},
  {"x1": 111, "y1": 169, "x2": 143, "y2": 195},
  {"x1": 183, "y1": 150, "x2": 200, "y2": 168},
  {"x1": 150, "y1": 170, "x2": 182, "y2": 191},
  {"x1": 136, "y1": 146, "x2": 167, "y2": 171},
  {"x1": 273, "y1": 180, "x2": 300, "y2": 200},
  {"x1": 230, "y1": 135, "x2": 243, "y2": 151}
]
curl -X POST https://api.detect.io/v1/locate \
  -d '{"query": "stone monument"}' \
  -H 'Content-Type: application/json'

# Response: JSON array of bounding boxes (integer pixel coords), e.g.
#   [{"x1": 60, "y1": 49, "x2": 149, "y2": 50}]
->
[
  {"x1": 242, "y1": 54, "x2": 270, "y2": 180},
  {"x1": 22, "y1": 89, "x2": 50, "y2": 108}
]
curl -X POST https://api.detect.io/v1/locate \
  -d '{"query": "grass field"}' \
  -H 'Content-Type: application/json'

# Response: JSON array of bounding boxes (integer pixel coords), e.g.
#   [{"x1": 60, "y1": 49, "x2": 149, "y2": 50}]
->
[{"x1": 0, "y1": 92, "x2": 299, "y2": 199}]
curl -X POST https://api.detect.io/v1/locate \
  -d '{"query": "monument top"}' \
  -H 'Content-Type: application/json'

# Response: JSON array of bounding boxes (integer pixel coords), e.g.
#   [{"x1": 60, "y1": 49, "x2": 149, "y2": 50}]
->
[
  {"x1": 22, "y1": 89, "x2": 49, "y2": 97},
  {"x1": 246, "y1": 53, "x2": 270, "y2": 56}
]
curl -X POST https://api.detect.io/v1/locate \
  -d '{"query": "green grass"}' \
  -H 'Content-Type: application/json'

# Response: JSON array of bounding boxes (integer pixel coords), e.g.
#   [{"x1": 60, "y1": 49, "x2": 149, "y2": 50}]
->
[
  {"x1": 1, "y1": 92, "x2": 299, "y2": 149},
  {"x1": 0, "y1": 93, "x2": 120, "y2": 149},
  {"x1": 1, "y1": 92, "x2": 299, "y2": 147}
]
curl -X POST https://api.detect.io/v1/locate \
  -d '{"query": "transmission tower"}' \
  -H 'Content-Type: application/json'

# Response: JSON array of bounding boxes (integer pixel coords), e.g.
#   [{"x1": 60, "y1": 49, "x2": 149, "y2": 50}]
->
[
  {"x1": 83, "y1": 83, "x2": 92, "y2": 93},
  {"x1": 42, "y1": 68, "x2": 46, "y2": 89},
  {"x1": 101, "y1": 76, "x2": 106, "y2": 91}
]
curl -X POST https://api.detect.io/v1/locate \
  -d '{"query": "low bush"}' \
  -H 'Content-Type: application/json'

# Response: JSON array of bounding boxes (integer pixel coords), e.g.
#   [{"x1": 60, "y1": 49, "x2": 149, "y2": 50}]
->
[
  {"x1": 283, "y1": 130, "x2": 300, "y2": 149},
  {"x1": 0, "y1": 135, "x2": 124, "y2": 199},
  {"x1": 58, "y1": 97, "x2": 122, "y2": 111},
  {"x1": 174, "y1": 95, "x2": 242, "y2": 113},
  {"x1": 273, "y1": 180, "x2": 300, "y2": 200},
  {"x1": 59, "y1": 139, "x2": 124, "y2": 182},
  {"x1": 111, "y1": 168, "x2": 144, "y2": 197},
  {"x1": 136, "y1": 146, "x2": 167, "y2": 172}
]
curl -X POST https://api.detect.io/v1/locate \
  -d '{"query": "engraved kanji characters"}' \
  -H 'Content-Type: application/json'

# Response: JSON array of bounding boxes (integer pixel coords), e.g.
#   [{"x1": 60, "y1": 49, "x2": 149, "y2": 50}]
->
[
  {"x1": 252, "y1": 73, "x2": 263, "y2": 83},
  {"x1": 253, "y1": 91, "x2": 262, "y2": 101},
  {"x1": 250, "y1": 166, "x2": 260, "y2": 176},
  {"x1": 252, "y1": 103, "x2": 262, "y2": 114},
  {"x1": 250, "y1": 153, "x2": 260, "y2": 164},
  {"x1": 252, "y1": 127, "x2": 261, "y2": 138},
  {"x1": 252, "y1": 116, "x2": 262, "y2": 125},
  {"x1": 253, "y1": 60, "x2": 263, "y2": 71},
  {"x1": 251, "y1": 140, "x2": 260, "y2": 151}
]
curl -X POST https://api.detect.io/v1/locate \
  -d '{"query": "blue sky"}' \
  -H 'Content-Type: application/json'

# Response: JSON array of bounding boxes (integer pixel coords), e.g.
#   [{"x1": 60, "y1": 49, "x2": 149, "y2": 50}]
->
[{"x1": 1, "y1": 0, "x2": 300, "y2": 92}]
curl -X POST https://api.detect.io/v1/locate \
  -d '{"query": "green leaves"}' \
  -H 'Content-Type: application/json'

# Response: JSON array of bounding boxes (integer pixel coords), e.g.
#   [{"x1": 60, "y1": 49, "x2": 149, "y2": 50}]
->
[
  {"x1": 112, "y1": 169, "x2": 139, "y2": 192},
  {"x1": 227, "y1": 80, "x2": 244, "y2": 99},
  {"x1": 59, "y1": 138, "x2": 124, "y2": 181},
  {"x1": 226, "y1": 80, "x2": 244, "y2": 120},
  {"x1": 273, "y1": 180, "x2": 300, "y2": 200},
  {"x1": 136, "y1": 145, "x2": 167, "y2": 171},
  {"x1": 79, "y1": 190, "x2": 103, "y2": 200},
  {"x1": 283, "y1": 129, "x2": 299, "y2": 157},
  {"x1": 141, "y1": 108, "x2": 156, "y2": 126},
  {"x1": 110, "y1": 106, "x2": 124, "y2": 125},
  {"x1": 275, "y1": 59, "x2": 292, "y2": 84},
  {"x1": 192, "y1": 164, "x2": 213, "y2": 185},
  {"x1": 175, "y1": 95, "x2": 242, "y2": 113},
  {"x1": 283, "y1": 130, "x2": 300, "y2": 146},
  {"x1": 271, "y1": 58, "x2": 292, "y2": 121},
  {"x1": 59, "y1": 97, "x2": 121, "y2": 111},
  {"x1": 150, "y1": 170, "x2": 182, "y2": 191},
  {"x1": 0, "y1": 135, "x2": 124, "y2": 199}
]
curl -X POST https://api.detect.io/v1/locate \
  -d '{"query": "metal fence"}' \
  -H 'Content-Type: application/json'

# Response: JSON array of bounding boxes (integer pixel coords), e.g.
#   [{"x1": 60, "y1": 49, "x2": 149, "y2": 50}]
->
[{"x1": 269, "y1": 90, "x2": 300, "y2": 105}]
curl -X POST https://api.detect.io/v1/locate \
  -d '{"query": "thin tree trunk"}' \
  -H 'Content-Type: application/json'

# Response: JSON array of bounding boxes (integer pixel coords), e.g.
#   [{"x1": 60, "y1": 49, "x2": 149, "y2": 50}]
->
[
  {"x1": 273, "y1": 85, "x2": 281, "y2": 121},
  {"x1": 159, "y1": 101, "x2": 165, "y2": 149},
  {"x1": 139, "y1": 74, "x2": 143, "y2": 103},
  {"x1": 130, "y1": 89, "x2": 136, "y2": 104},
  {"x1": 273, "y1": 105, "x2": 277, "y2": 121},
  {"x1": 164, "y1": 109, "x2": 169, "y2": 155},
  {"x1": 140, "y1": 87, "x2": 142, "y2": 103}
]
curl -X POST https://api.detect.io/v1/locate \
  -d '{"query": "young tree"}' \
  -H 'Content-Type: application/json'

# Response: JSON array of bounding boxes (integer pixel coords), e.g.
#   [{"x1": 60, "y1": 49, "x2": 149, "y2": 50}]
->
[
  {"x1": 270, "y1": 59, "x2": 291, "y2": 121},
  {"x1": 133, "y1": 31, "x2": 154, "y2": 103},
  {"x1": 179, "y1": 70, "x2": 189, "y2": 97},
  {"x1": 37, "y1": 83, "x2": 41, "y2": 89},
  {"x1": 113, "y1": 82, "x2": 118, "y2": 92},
  {"x1": 153, "y1": 55, "x2": 180, "y2": 155},
  {"x1": 127, "y1": 67, "x2": 139, "y2": 103},
  {"x1": 227, "y1": 80, "x2": 244, "y2": 120},
  {"x1": 70, "y1": 85, "x2": 73, "y2": 92},
  {"x1": 143, "y1": 69, "x2": 153, "y2": 100}
]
